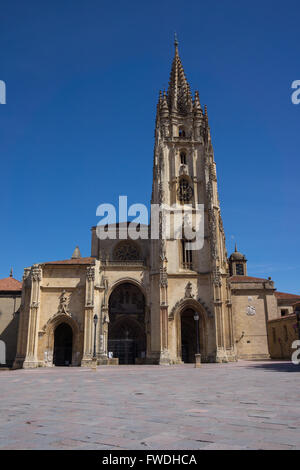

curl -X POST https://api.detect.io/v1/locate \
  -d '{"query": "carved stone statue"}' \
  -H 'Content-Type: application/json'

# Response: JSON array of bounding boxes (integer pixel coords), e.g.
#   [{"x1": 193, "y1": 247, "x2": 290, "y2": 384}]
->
[
  {"x1": 58, "y1": 290, "x2": 70, "y2": 315},
  {"x1": 185, "y1": 282, "x2": 194, "y2": 298}
]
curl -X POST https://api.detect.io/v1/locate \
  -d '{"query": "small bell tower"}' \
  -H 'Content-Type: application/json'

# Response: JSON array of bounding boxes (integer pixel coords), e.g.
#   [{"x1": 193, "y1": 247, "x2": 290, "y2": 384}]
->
[{"x1": 229, "y1": 244, "x2": 247, "y2": 276}]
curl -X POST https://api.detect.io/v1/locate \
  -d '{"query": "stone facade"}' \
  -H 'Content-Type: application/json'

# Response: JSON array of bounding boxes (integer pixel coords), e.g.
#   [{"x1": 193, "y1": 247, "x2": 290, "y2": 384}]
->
[
  {"x1": 268, "y1": 302, "x2": 300, "y2": 359},
  {"x1": 229, "y1": 276, "x2": 277, "y2": 360},
  {"x1": 12, "y1": 41, "x2": 300, "y2": 368},
  {"x1": 268, "y1": 315, "x2": 298, "y2": 359},
  {"x1": 0, "y1": 273, "x2": 22, "y2": 367}
]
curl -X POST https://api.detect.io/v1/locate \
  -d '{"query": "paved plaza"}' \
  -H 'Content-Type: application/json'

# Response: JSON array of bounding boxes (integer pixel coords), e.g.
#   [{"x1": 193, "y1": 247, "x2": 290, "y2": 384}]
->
[{"x1": 0, "y1": 361, "x2": 300, "y2": 450}]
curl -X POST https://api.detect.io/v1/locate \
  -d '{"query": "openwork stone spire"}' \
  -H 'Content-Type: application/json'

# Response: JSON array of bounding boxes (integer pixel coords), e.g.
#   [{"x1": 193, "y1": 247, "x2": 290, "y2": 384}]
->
[{"x1": 167, "y1": 35, "x2": 192, "y2": 115}]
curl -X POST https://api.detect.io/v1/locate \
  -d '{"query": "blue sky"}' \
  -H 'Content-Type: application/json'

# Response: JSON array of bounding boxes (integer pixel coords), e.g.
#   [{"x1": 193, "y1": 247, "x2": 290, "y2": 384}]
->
[{"x1": 0, "y1": 0, "x2": 299, "y2": 293}]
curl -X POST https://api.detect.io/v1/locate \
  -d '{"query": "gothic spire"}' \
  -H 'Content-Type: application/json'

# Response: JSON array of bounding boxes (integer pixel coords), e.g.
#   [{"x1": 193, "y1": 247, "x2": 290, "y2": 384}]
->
[{"x1": 167, "y1": 35, "x2": 192, "y2": 115}]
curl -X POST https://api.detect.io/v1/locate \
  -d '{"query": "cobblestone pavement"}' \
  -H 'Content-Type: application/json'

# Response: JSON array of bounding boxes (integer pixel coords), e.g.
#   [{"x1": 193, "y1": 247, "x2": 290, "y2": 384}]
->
[{"x1": 0, "y1": 361, "x2": 300, "y2": 450}]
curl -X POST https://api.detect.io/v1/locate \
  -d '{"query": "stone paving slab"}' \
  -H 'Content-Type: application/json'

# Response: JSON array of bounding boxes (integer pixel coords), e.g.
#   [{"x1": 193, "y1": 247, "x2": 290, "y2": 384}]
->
[{"x1": 0, "y1": 361, "x2": 299, "y2": 450}]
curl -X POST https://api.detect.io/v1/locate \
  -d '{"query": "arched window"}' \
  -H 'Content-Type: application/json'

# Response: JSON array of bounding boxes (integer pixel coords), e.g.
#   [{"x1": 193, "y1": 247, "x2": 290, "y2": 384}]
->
[
  {"x1": 182, "y1": 240, "x2": 193, "y2": 269},
  {"x1": 179, "y1": 127, "x2": 186, "y2": 138},
  {"x1": 236, "y1": 263, "x2": 244, "y2": 275},
  {"x1": 180, "y1": 151, "x2": 187, "y2": 165}
]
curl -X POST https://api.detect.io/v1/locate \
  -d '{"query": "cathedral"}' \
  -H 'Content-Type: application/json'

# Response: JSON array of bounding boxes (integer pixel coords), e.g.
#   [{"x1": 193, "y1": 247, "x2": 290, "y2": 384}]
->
[{"x1": 10, "y1": 40, "x2": 298, "y2": 369}]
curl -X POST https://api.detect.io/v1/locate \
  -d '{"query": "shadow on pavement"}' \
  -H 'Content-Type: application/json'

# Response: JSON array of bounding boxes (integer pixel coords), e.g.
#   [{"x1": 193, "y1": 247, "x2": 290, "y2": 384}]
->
[{"x1": 245, "y1": 361, "x2": 300, "y2": 373}]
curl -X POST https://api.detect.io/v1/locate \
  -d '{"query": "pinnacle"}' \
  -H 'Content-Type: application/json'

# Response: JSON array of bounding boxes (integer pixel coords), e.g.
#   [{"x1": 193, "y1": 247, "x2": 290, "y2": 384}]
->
[
  {"x1": 194, "y1": 90, "x2": 202, "y2": 109},
  {"x1": 71, "y1": 246, "x2": 81, "y2": 259}
]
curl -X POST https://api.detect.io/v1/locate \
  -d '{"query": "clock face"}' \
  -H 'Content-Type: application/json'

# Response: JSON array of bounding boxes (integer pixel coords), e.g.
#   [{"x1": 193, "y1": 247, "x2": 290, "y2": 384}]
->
[{"x1": 178, "y1": 179, "x2": 193, "y2": 202}]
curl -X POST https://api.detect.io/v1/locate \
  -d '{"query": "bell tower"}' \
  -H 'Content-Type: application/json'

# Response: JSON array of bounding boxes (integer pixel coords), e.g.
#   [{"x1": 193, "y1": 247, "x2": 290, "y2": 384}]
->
[{"x1": 150, "y1": 37, "x2": 236, "y2": 363}]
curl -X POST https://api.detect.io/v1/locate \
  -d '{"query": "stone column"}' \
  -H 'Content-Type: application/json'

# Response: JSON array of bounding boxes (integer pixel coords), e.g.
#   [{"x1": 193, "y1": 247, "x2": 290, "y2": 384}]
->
[
  {"x1": 98, "y1": 276, "x2": 109, "y2": 364},
  {"x1": 213, "y1": 269, "x2": 229, "y2": 363},
  {"x1": 159, "y1": 262, "x2": 171, "y2": 365},
  {"x1": 13, "y1": 268, "x2": 31, "y2": 369},
  {"x1": 81, "y1": 266, "x2": 95, "y2": 366},
  {"x1": 23, "y1": 265, "x2": 42, "y2": 369}
]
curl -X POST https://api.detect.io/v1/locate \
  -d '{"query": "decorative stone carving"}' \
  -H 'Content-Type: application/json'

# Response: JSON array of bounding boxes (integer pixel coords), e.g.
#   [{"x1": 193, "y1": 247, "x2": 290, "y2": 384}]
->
[
  {"x1": 159, "y1": 239, "x2": 167, "y2": 262},
  {"x1": 163, "y1": 123, "x2": 170, "y2": 138},
  {"x1": 246, "y1": 305, "x2": 256, "y2": 316},
  {"x1": 23, "y1": 268, "x2": 31, "y2": 282},
  {"x1": 208, "y1": 209, "x2": 218, "y2": 260},
  {"x1": 179, "y1": 164, "x2": 188, "y2": 176},
  {"x1": 31, "y1": 265, "x2": 42, "y2": 282},
  {"x1": 210, "y1": 163, "x2": 217, "y2": 181},
  {"x1": 184, "y1": 282, "x2": 194, "y2": 298},
  {"x1": 158, "y1": 182, "x2": 164, "y2": 204},
  {"x1": 212, "y1": 268, "x2": 222, "y2": 287},
  {"x1": 160, "y1": 266, "x2": 168, "y2": 287},
  {"x1": 102, "y1": 310, "x2": 110, "y2": 324},
  {"x1": 207, "y1": 180, "x2": 213, "y2": 201},
  {"x1": 86, "y1": 266, "x2": 95, "y2": 281},
  {"x1": 58, "y1": 290, "x2": 70, "y2": 315}
]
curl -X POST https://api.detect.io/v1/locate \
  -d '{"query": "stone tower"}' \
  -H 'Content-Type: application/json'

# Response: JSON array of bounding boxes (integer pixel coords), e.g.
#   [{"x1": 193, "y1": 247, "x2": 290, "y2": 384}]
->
[{"x1": 150, "y1": 37, "x2": 236, "y2": 363}]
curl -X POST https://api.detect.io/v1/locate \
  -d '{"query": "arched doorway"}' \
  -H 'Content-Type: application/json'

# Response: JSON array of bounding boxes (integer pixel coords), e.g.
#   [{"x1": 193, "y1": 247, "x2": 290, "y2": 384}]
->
[
  {"x1": 53, "y1": 323, "x2": 73, "y2": 366},
  {"x1": 108, "y1": 283, "x2": 146, "y2": 364},
  {"x1": 181, "y1": 309, "x2": 198, "y2": 363}
]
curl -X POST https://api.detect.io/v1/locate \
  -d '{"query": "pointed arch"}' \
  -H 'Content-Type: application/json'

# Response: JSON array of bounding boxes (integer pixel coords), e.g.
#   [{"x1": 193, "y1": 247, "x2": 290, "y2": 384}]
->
[
  {"x1": 107, "y1": 279, "x2": 147, "y2": 364},
  {"x1": 170, "y1": 297, "x2": 211, "y2": 363},
  {"x1": 42, "y1": 314, "x2": 81, "y2": 366},
  {"x1": 107, "y1": 277, "x2": 148, "y2": 307}
]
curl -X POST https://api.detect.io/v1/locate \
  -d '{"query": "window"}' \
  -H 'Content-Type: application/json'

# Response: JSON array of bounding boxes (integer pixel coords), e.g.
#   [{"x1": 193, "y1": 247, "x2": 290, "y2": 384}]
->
[
  {"x1": 281, "y1": 309, "x2": 288, "y2": 317},
  {"x1": 180, "y1": 151, "x2": 187, "y2": 165},
  {"x1": 182, "y1": 240, "x2": 193, "y2": 269},
  {"x1": 113, "y1": 241, "x2": 140, "y2": 261},
  {"x1": 236, "y1": 263, "x2": 244, "y2": 275},
  {"x1": 179, "y1": 127, "x2": 186, "y2": 138}
]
